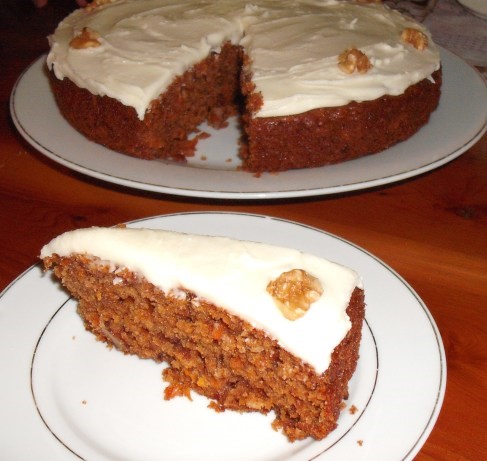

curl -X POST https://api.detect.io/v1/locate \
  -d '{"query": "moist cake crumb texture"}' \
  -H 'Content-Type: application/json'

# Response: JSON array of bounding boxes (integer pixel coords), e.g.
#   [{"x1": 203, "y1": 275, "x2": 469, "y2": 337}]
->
[{"x1": 41, "y1": 227, "x2": 366, "y2": 441}]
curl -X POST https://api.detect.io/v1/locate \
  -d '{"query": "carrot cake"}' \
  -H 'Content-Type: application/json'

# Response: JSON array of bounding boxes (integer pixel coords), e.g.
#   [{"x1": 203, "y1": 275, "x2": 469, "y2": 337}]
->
[
  {"x1": 46, "y1": 0, "x2": 441, "y2": 173},
  {"x1": 40, "y1": 226, "x2": 365, "y2": 441}
]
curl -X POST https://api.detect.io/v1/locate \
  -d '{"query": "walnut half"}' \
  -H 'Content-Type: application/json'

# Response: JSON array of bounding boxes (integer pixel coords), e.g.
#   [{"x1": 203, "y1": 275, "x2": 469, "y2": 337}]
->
[
  {"x1": 69, "y1": 27, "x2": 101, "y2": 49},
  {"x1": 267, "y1": 269, "x2": 324, "y2": 321},
  {"x1": 338, "y1": 48, "x2": 372, "y2": 74},
  {"x1": 401, "y1": 28, "x2": 428, "y2": 51}
]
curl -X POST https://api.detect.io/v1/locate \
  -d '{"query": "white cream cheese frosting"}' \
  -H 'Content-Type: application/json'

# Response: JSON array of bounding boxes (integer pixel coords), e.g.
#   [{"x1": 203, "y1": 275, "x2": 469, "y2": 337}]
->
[
  {"x1": 41, "y1": 227, "x2": 362, "y2": 374},
  {"x1": 47, "y1": 0, "x2": 440, "y2": 120}
]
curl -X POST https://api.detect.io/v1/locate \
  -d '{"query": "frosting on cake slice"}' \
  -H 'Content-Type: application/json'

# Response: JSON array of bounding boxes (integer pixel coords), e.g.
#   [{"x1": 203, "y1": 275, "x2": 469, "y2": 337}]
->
[{"x1": 40, "y1": 226, "x2": 362, "y2": 373}]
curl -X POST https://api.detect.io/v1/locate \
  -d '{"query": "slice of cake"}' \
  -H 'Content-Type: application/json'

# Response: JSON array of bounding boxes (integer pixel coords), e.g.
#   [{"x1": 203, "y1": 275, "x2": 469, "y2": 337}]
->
[
  {"x1": 40, "y1": 226, "x2": 365, "y2": 441},
  {"x1": 46, "y1": 0, "x2": 441, "y2": 173}
]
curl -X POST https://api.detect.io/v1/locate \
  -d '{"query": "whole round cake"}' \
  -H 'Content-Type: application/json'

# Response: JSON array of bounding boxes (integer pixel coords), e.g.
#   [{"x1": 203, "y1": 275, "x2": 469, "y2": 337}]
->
[{"x1": 47, "y1": 0, "x2": 442, "y2": 173}]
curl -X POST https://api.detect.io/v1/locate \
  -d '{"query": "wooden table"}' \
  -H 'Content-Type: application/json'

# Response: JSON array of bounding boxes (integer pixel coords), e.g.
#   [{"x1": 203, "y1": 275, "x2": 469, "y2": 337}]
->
[{"x1": 1, "y1": 2, "x2": 486, "y2": 460}]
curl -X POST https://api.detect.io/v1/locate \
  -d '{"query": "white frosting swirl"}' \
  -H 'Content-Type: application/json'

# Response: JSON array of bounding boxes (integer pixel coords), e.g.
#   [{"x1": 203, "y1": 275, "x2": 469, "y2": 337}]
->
[
  {"x1": 41, "y1": 227, "x2": 362, "y2": 374},
  {"x1": 47, "y1": 0, "x2": 440, "y2": 119}
]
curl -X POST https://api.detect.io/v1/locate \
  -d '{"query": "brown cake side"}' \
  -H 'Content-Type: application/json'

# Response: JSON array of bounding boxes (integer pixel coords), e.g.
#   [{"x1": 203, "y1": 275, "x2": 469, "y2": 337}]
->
[
  {"x1": 49, "y1": 42, "x2": 242, "y2": 161},
  {"x1": 49, "y1": 39, "x2": 441, "y2": 174},
  {"x1": 43, "y1": 253, "x2": 365, "y2": 442},
  {"x1": 240, "y1": 69, "x2": 442, "y2": 172}
]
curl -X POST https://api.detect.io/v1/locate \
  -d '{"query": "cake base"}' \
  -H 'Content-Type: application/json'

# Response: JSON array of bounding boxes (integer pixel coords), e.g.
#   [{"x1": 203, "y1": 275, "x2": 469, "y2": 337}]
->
[
  {"x1": 49, "y1": 42, "x2": 242, "y2": 162},
  {"x1": 49, "y1": 40, "x2": 441, "y2": 173},
  {"x1": 43, "y1": 253, "x2": 365, "y2": 441},
  {"x1": 241, "y1": 69, "x2": 442, "y2": 172}
]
